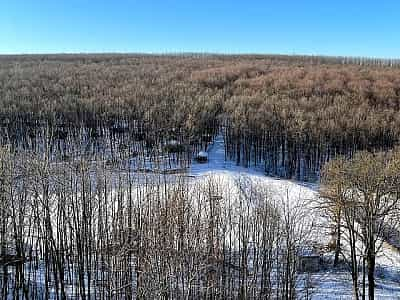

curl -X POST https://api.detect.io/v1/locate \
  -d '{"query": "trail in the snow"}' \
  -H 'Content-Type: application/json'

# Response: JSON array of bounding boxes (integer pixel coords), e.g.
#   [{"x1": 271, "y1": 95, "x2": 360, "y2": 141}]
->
[{"x1": 191, "y1": 134, "x2": 318, "y2": 189}]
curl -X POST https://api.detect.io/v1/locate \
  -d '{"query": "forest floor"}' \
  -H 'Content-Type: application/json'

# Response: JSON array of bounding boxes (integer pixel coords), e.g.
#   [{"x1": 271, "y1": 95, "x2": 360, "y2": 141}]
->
[{"x1": 190, "y1": 134, "x2": 400, "y2": 299}]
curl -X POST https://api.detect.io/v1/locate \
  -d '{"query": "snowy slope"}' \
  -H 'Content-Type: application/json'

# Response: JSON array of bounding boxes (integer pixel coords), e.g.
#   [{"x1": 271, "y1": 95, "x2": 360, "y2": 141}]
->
[{"x1": 190, "y1": 134, "x2": 400, "y2": 299}]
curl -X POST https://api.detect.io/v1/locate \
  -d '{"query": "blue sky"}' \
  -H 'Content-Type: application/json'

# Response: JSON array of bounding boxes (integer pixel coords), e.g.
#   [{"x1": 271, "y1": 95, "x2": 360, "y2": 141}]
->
[{"x1": 1, "y1": 0, "x2": 399, "y2": 57}]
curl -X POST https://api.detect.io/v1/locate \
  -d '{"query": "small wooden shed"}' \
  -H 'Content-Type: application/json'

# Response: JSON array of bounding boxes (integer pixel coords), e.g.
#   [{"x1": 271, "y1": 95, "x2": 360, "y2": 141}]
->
[
  {"x1": 298, "y1": 248, "x2": 321, "y2": 273},
  {"x1": 195, "y1": 151, "x2": 208, "y2": 163}
]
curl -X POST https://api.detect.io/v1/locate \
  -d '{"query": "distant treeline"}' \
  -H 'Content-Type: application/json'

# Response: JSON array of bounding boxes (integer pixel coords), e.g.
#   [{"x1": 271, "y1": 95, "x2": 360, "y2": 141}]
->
[{"x1": 1, "y1": 54, "x2": 400, "y2": 180}]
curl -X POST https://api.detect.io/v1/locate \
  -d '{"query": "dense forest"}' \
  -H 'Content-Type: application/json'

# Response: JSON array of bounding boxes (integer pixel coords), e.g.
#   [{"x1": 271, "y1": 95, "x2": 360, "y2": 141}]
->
[
  {"x1": 2, "y1": 54, "x2": 400, "y2": 299},
  {"x1": 1, "y1": 54, "x2": 400, "y2": 180}
]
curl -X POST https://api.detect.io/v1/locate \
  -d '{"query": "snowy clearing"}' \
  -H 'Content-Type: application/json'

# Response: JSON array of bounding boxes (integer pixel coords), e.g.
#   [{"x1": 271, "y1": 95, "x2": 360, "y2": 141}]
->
[{"x1": 188, "y1": 134, "x2": 400, "y2": 299}]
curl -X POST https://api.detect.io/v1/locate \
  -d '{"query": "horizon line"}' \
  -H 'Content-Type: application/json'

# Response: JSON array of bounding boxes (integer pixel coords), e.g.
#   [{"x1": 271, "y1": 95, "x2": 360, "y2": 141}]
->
[{"x1": 0, "y1": 51, "x2": 399, "y2": 61}]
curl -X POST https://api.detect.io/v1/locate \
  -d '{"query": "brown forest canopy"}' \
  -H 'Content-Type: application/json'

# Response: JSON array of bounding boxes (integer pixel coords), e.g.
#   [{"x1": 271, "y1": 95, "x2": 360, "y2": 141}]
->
[
  {"x1": 1, "y1": 54, "x2": 400, "y2": 132},
  {"x1": 1, "y1": 54, "x2": 400, "y2": 178}
]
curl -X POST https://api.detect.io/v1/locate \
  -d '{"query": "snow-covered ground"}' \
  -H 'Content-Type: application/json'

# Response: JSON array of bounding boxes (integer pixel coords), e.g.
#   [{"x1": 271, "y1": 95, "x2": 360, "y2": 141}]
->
[
  {"x1": 3, "y1": 134, "x2": 399, "y2": 299},
  {"x1": 190, "y1": 134, "x2": 400, "y2": 299},
  {"x1": 191, "y1": 134, "x2": 317, "y2": 189}
]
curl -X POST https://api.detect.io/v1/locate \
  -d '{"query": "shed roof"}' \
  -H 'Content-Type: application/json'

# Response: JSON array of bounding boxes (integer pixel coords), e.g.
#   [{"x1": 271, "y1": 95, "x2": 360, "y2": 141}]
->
[{"x1": 197, "y1": 151, "x2": 208, "y2": 157}]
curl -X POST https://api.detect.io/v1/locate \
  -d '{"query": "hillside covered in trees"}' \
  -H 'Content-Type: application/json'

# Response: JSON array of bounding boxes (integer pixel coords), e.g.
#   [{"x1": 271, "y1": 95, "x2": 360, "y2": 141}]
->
[
  {"x1": 1, "y1": 54, "x2": 400, "y2": 180},
  {"x1": 2, "y1": 54, "x2": 400, "y2": 299}
]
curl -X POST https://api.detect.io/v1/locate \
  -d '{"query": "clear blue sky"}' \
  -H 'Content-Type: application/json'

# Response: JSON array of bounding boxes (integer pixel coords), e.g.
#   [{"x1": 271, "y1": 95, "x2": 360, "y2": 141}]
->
[{"x1": 1, "y1": 0, "x2": 399, "y2": 58}]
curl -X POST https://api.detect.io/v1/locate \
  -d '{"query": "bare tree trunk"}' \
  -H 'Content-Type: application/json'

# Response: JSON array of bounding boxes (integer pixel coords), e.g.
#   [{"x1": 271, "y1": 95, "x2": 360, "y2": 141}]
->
[
  {"x1": 333, "y1": 208, "x2": 341, "y2": 267},
  {"x1": 367, "y1": 249, "x2": 375, "y2": 300}
]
